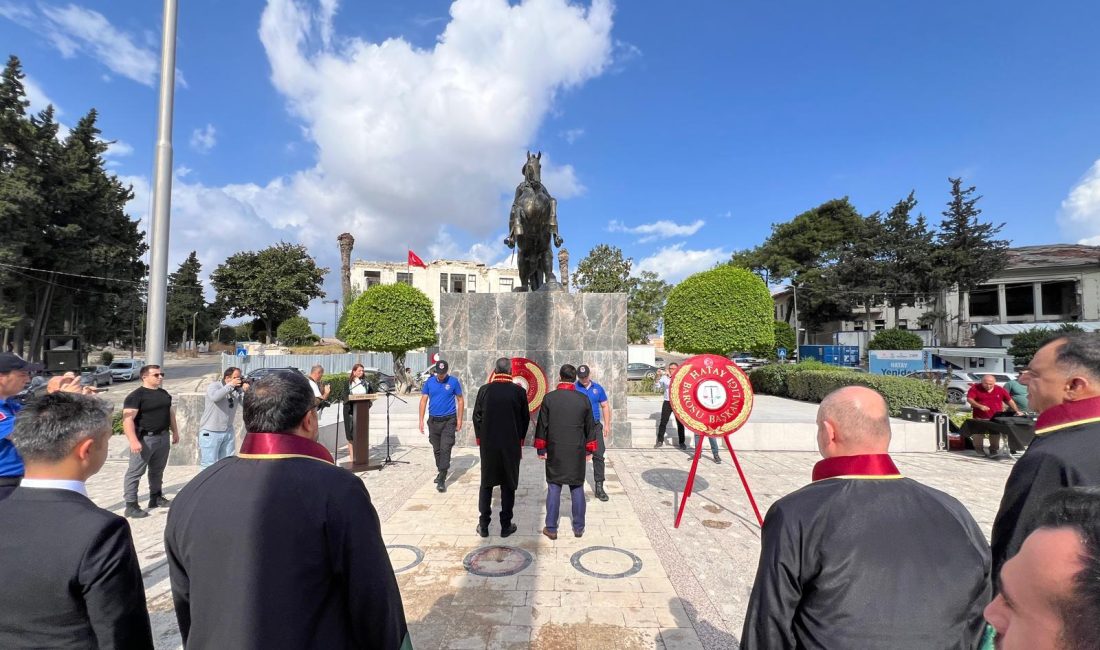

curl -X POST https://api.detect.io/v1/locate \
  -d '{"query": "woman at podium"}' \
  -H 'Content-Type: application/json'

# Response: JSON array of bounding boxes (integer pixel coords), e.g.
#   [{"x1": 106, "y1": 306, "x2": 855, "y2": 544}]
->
[{"x1": 344, "y1": 364, "x2": 370, "y2": 463}]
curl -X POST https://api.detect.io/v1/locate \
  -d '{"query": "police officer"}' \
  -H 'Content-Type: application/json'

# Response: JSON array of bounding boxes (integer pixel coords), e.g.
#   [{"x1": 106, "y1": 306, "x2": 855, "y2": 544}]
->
[
  {"x1": 419, "y1": 360, "x2": 464, "y2": 493},
  {"x1": 575, "y1": 364, "x2": 611, "y2": 502}
]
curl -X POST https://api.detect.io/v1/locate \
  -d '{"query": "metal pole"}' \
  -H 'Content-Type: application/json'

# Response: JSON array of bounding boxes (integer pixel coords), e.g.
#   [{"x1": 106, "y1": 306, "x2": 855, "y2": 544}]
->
[
  {"x1": 143, "y1": 0, "x2": 179, "y2": 367},
  {"x1": 792, "y1": 283, "x2": 800, "y2": 347},
  {"x1": 192, "y1": 311, "x2": 199, "y2": 353}
]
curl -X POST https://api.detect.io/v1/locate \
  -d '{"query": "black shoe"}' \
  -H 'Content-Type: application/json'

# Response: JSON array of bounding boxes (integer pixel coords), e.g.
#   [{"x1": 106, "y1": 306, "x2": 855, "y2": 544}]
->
[
  {"x1": 678, "y1": 443, "x2": 687, "y2": 450},
  {"x1": 654, "y1": 442, "x2": 664, "y2": 448},
  {"x1": 595, "y1": 482, "x2": 609, "y2": 502},
  {"x1": 148, "y1": 493, "x2": 171, "y2": 509},
  {"x1": 713, "y1": 454, "x2": 722, "y2": 464},
  {"x1": 436, "y1": 480, "x2": 447, "y2": 493},
  {"x1": 501, "y1": 523, "x2": 518, "y2": 538},
  {"x1": 125, "y1": 503, "x2": 149, "y2": 519},
  {"x1": 476, "y1": 524, "x2": 489, "y2": 538}
]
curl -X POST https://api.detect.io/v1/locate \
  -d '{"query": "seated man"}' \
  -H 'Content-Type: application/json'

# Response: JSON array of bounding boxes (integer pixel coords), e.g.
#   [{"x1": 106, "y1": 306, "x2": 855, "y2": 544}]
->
[
  {"x1": 0, "y1": 393, "x2": 153, "y2": 648},
  {"x1": 742, "y1": 386, "x2": 990, "y2": 649},
  {"x1": 984, "y1": 487, "x2": 1100, "y2": 648},
  {"x1": 967, "y1": 374, "x2": 1023, "y2": 459}
]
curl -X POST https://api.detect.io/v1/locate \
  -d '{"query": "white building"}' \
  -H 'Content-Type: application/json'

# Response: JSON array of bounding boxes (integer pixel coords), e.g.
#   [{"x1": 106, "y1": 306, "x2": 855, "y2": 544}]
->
[
  {"x1": 349, "y1": 258, "x2": 522, "y2": 329},
  {"x1": 774, "y1": 244, "x2": 1100, "y2": 351}
]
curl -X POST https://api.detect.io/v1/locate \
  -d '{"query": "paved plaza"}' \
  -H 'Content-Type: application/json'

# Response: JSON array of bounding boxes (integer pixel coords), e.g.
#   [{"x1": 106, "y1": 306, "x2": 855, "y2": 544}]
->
[{"x1": 90, "y1": 425, "x2": 1012, "y2": 649}]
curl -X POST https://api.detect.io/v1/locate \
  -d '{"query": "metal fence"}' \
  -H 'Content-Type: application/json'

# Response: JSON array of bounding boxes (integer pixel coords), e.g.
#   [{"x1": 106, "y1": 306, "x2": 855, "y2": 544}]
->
[{"x1": 221, "y1": 352, "x2": 428, "y2": 376}]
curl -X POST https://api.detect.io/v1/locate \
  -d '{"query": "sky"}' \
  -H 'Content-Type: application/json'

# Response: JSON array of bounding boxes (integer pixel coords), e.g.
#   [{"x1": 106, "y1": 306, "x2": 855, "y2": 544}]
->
[{"x1": 3, "y1": 0, "x2": 1100, "y2": 335}]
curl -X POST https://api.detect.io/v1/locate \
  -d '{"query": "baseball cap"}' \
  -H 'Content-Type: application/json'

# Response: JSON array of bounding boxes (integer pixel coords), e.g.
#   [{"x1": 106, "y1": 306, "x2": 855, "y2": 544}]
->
[
  {"x1": 0, "y1": 353, "x2": 43, "y2": 373},
  {"x1": 577, "y1": 364, "x2": 591, "y2": 379},
  {"x1": 434, "y1": 359, "x2": 450, "y2": 374}
]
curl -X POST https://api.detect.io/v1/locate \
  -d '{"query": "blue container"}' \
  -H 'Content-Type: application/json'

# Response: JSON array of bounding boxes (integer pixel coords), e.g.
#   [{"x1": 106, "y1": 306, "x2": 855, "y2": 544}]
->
[{"x1": 798, "y1": 345, "x2": 861, "y2": 367}]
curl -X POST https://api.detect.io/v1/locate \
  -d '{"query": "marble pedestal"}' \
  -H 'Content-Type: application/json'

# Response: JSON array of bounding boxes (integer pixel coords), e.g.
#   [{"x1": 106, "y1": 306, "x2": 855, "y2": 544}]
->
[{"x1": 439, "y1": 291, "x2": 632, "y2": 447}]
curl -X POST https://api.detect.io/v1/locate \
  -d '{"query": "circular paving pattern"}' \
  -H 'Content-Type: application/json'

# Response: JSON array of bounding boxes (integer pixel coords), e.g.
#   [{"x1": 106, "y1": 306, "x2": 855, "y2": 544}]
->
[
  {"x1": 570, "y1": 546, "x2": 644, "y2": 579},
  {"x1": 385, "y1": 544, "x2": 424, "y2": 574},
  {"x1": 462, "y1": 545, "x2": 533, "y2": 577}
]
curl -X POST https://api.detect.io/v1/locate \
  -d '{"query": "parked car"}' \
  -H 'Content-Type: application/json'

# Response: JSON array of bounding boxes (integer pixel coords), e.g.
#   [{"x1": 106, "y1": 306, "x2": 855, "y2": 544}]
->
[
  {"x1": 627, "y1": 362, "x2": 659, "y2": 381},
  {"x1": 244, "y1": 367, "x2": 302, "y2": 383},
  {"x1": 109, "y1": 359, "x2": 144, "y2": 382},
  {"x1": 904, "y1": 369, "x2": 1017, "y2": 405},
  {"x1": 730, "y1": 354, "x2": 765, "y2": 371},
  {"x1": 79, "y1": 365, "x2": 113, "y2": 387},
  {"x1": 363, "y1": 368, "x2": 397, "y2": 392}
]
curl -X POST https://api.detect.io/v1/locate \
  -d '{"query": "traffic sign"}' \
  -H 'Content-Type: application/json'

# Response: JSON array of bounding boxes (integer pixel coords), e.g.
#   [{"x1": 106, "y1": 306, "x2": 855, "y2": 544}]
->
[{"x1": 777, "y1": 347, "x2": 787, "y2": 360}]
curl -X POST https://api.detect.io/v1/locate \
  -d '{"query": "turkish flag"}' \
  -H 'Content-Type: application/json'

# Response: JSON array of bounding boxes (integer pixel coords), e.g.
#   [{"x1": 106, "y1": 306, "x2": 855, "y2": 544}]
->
[{"x1": 407, "y1": 250, "x2": 428, "y2": 268}]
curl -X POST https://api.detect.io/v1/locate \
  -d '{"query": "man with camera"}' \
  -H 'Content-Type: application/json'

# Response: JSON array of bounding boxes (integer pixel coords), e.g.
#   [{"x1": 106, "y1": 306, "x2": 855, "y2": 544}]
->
[
  {"x1": 198, "y1": 367, "x2": 248, "y2": 469},
  {"x1": 307, "y1": 364, "x2": 331, "y2": 409}
]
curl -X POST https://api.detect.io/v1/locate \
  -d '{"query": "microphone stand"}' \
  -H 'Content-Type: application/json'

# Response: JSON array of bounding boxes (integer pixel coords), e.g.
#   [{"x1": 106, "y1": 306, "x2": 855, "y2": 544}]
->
[{"x1": 378, "y1": 390, "x2": 409, "y2": 470}]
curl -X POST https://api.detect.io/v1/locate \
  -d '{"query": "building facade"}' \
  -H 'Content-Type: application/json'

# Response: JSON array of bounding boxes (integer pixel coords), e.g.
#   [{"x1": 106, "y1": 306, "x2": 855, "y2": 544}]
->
[
  {"x1": 349, "y1": 259, "x2": 522, "y2": 330},
  {"x1": 774, "y1": 244, "x2": 1100, "y2": 351}
]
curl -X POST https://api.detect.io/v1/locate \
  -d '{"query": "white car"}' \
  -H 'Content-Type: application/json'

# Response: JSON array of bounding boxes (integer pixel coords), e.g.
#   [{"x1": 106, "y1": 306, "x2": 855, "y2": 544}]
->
[
  {"x1": 905, "y1": 369, "x2": 1017, "y2": 405},
  {"x1": 109, "y1": 359, "x2": 144, "y2": 382}
]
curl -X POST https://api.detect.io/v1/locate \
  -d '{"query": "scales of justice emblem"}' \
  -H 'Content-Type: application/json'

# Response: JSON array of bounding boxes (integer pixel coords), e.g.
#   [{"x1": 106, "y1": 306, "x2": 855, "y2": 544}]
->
[{"x1": 669, "y1": 354, "x2": 763, "y2": 528}]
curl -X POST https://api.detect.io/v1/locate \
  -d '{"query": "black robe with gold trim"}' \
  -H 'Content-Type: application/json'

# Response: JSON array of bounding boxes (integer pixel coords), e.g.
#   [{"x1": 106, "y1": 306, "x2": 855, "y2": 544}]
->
[
  {"x1": 165, "y1": 433, "x2": 410, "y2": 649},
  {"x1": 991, "y1": 396, "x2": 1100, "y2": 586},
  {"x1": 472, "y1": 375, "x2": 530, "y2": 489},
  {"x1": 741, "y1": 454, "x2": 990, "y2": 650}
]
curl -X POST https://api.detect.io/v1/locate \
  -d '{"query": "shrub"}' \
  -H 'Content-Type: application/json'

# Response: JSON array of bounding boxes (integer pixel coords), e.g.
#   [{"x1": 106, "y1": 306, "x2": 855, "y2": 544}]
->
[
  {"x1": 277, "y1": 316, "x2": 316, "y2": 346},
  {"x1": 752, "y1": 321, "x2": 798, "y2": 360},
  {"x1": 748, "y1": 364, "x2": 792, "y2": 396},
  {"x1": 663, "y1": 265, "x2": 774, "y2": 355},
  {"x1": 323, "y1": 373, "x2": 350, "y2": 403},
  {"x1": 111, "y1": 410, "x2": 123, "y2": 435},
  {"x1": 786, "y1": 370, "x2": 946, "y2": 415},
  {"x1": 99, "y1": 350, "x2": 114, "y2": 365},
  {"x1": 867, "y1": 328, "x2": 924, "y2": 351}
]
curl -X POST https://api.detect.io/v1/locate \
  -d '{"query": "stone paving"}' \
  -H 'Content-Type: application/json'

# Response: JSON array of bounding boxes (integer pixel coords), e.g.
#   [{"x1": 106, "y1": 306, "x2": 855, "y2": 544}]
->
[{"x1": 85, "y1": 437, "x2": 1013, "y2": 649}]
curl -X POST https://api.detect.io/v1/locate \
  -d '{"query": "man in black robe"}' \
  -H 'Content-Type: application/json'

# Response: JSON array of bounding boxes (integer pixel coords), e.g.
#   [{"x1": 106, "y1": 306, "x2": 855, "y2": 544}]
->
[
  {"x1": 534, "y1": 364, "x2": 596, "y2": 540},
  {"x1": 742, "y1": 386, "x2": 990, "y2": 649},
  {"x1": 991, "y1": 332, "x2": 1100, "y2": 588},
  {"x1": 165, "y1": 370, "x2": 410, "y2": 650},
  {"x1": 472, "y1": 357, "x2": 530, "y2": 538}
]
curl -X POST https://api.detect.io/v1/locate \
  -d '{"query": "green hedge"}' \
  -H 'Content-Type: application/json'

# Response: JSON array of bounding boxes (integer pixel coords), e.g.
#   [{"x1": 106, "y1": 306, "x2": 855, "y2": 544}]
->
[
  {"x1": 749, "y1": 364, "x2": 946, "y2": 416},
  {"x1": 112, "y1": 410, "x2": 123, "y2": 435},
  {"x1": 322, "y1": 373, "x2": 351, "y2": 403}
]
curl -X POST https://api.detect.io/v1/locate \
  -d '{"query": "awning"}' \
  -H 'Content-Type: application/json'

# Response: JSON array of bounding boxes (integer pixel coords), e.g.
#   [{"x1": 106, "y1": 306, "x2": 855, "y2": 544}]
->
[{"x1": 926, "y1": 347, "x2": 1013, "y2": 359}]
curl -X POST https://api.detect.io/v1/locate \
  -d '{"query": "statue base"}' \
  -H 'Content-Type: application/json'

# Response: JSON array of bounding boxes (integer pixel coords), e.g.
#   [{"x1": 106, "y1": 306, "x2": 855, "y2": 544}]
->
[{"x1": 439, "y1": 291, "x2": 631, "y2": 447}]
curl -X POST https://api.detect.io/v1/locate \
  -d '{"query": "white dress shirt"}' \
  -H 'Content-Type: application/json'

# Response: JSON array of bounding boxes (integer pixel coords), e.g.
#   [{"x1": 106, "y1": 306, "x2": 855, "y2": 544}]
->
[{"x1": 19, "y1": 478, "x2": 88, "y2": 497}]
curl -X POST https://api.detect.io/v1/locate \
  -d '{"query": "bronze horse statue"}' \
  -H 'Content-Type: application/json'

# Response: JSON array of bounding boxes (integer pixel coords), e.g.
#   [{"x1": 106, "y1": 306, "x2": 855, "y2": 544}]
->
[{"x1": 504, "y1": 151, "x2": 564, "y2": 291}]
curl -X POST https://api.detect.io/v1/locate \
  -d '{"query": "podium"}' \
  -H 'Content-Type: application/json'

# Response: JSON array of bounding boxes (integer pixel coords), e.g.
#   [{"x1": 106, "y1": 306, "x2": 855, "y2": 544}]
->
[{"x1": 344, "y1": 394, "x2": 380, "y2": 471}]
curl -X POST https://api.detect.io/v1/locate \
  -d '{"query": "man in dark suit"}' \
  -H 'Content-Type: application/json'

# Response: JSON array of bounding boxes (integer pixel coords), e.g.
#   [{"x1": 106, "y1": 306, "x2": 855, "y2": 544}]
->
[
  {"x1": 472, "y1": 357, "x2": 530, "y2": 538},
  {"x1": 0, "y1": 393, "x2": 153, "y2": 648},
  {"x1": 165, "y1": 370, "x2": 410, "y2": 649},
  {"x1": 534, "y1": 364, "x2": 596, "y2": 540}
]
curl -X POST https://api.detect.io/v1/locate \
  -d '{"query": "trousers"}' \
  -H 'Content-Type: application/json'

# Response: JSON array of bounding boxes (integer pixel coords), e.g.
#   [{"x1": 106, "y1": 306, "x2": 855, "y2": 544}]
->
[
  {"x1": 198, "y1": 429, "x2": 235, "y2": 469},
  {"x1": 428, "y1": 415, "x2": 457, "y2": 472},
  {"x1": 591, "y1": 422, "x2": 606, "y2": 483},
  {"x1": 478, "y1": 485, "x2": 516, "y2": 528},
  {"x1": 545, "y1": 483, "x2": 586, "y2": 533},
  {"x1": 658, "y1": 400, "x2": 685, "y2": 444},
  {"x1": 123, "y1": 432, "x2": 170, "y2": 502}
]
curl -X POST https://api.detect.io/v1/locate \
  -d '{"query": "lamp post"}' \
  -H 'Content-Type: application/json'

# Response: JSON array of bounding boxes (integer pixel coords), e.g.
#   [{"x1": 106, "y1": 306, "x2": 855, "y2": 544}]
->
[
  {"x1": 323, "y1": 299, "x2": 339, "y2": 339},
  {"x1": 191, "y1": 311, "x2": 199, "y2": 354}
]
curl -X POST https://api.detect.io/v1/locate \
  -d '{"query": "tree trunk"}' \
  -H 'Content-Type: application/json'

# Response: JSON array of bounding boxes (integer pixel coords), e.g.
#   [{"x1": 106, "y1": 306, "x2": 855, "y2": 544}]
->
[
  {"x1": 956, "y1": 290, "x2": 968, "y2": 346},
  {"x1": 392, "y1": 351, "x2": 409, "y2": 390}
]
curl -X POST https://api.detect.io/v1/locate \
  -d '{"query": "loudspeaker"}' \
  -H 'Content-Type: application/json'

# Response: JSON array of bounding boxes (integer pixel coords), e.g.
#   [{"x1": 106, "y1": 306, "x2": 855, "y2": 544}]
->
[{"x1": 44, "y1": 350, "x2": 81, "y2": 373}]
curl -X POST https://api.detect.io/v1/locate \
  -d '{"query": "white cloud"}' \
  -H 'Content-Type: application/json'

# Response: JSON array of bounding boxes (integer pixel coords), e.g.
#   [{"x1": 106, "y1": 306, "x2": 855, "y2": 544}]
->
[
  {"x1": 1062, "y1": 159, "x2": 1100, "y2": 244},
  {"x1": 39, "y1": 4, "x2": 160, "y2": 86},
  {"x1": 608, "y1": 218, "x2": 705, "y2": 243},
  {"x1": 22, "y1": 75, "x2": 61, "y2": 115},
  {"x1": 189, "y1": 124, "x2": 217, "y2": 153},
  {"x1": 636, "y1": 243, "x2": 730, "y2": 283},
  {"x1": 104, "y1": 139, "x2": 133, "y2": 157},
  {"x1": 561, "y1": 127, "x2": 584, "y2": 144}
]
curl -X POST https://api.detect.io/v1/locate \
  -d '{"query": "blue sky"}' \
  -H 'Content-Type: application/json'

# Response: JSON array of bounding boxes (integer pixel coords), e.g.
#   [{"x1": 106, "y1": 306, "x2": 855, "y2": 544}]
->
[{"x1": 4, "y1": 0, "x2": 1100, "y2": 333}]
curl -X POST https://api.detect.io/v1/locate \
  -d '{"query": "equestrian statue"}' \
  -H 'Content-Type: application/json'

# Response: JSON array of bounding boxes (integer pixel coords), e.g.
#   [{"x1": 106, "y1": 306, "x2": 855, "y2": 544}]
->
[{"x1": 504, "y1": 151, "x2": 564, "y2": 291}]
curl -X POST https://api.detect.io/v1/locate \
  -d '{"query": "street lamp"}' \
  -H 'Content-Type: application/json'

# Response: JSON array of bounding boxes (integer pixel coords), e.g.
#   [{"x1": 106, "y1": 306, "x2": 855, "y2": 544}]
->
[
  {"x1": 192, "y1": 311, "x2": 199, "y2": 354},
  {"x1": 323, "y1": 299, "x2": 339, "y2": 339}
]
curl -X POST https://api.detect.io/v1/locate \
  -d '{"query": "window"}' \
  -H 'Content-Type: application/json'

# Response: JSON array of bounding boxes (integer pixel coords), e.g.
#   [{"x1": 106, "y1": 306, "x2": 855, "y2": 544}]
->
[
  {"x1": 440, "y1": 273, "x2": 449, "y2": 293},
  {"x1": 897, "y1": 319, "x2": 909, "y2": 330},
  {"x1": 467, "y1": 274, "x2": 477, "y2": 293},
  {"x1": 1005, "y1": 283, "x2": 1034, "y2": 317},
  {"x1": 1042, "y1": 280, "x2": 1077, "y2": 316},
  {"x1": 853, "y1": 321, "x2": 865, "y2": 332},
  {"x1": 363, "y1": 270, "x2": 381, "y2": 288},
  {"x1": 968, "y1": 287, "x2": 998, "y2": 318},
  {"x1": 451, "y1": 274, "x2": 465, "y2": 293},
  {"x1": 500, "y1": 278, "x2": 514, "y2": 292},
  {"x1": 874, "y1": 320, "x2": 886, "y2": 331},
  {"x1": 396, "y1": 272, "x2": 412, "y2": 285}
]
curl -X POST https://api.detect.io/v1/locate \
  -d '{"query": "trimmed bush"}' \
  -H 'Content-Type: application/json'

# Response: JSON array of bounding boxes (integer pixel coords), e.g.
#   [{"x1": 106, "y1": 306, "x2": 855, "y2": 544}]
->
[
  {"x1": 868, "y1": 328, "x2": 924, "y2": 351},
  {"x1": 748, "y1": 364, "x2": 792, "y2": 396},
  {"x1": 112, "y1": 410, "x2": 123, "y2": 435},
  {"x1": 786, "y1": 370, "x2": 946, "y2": 415},
  {"x1": 99, "y1": 350, "x2": 114, "y2": 365},
  {"x1": 277, "y1": 316, "x2": 317, "y2": 346},
  {"x1": 664, "y1": 265, "x2": 774, "y2": 355},
  {"x1": 323, "y1": 373, "x2": 350, "y2": 403}
]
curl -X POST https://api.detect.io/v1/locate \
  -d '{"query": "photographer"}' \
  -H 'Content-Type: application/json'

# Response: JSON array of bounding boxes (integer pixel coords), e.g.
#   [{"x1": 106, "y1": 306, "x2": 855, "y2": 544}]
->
[
  {"x1": 198, "y1": 367, "x2": 248, "y2": 469},
  {"x1": 307, "y1": 365, "x2": 331, "y2": 410}
]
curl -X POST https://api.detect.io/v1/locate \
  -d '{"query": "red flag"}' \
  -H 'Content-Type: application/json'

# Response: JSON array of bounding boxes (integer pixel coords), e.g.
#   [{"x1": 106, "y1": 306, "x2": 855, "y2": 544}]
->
[{"x1": 407, "y1": 250, "x2": 428, "y2": 268}]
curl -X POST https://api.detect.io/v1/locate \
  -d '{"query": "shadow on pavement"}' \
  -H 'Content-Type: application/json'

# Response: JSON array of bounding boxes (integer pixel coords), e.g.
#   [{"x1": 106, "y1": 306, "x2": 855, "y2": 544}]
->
[{"x1": 640, "y1": 467, "x2": 710, "y2": 493}]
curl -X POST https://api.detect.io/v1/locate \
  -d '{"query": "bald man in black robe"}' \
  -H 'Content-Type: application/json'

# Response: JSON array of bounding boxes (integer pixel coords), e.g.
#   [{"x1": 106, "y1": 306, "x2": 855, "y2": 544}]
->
[{"x1": 742, "y1": 386, "x2": 990, "y2": 649}]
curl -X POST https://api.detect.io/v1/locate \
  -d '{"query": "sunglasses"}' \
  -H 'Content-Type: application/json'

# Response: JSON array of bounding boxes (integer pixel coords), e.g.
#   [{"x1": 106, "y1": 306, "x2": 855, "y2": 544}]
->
[{"x1": 151, "y1": 373, "x2": 165, "y2": 378}]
